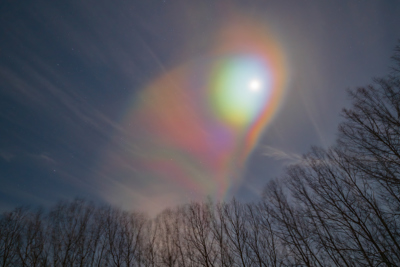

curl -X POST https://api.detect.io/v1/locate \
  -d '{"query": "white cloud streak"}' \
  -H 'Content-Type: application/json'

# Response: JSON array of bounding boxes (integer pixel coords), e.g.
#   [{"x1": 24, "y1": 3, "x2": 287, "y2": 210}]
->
[{"x1": 262, "y1": 145, "x2": 303, "y2": 165}]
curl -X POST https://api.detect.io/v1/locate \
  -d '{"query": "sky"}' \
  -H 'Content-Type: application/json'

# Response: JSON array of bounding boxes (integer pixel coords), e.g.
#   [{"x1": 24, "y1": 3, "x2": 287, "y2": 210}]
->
[{"x1": 1, "y1": 0, "x2": 399, "y2": 215}]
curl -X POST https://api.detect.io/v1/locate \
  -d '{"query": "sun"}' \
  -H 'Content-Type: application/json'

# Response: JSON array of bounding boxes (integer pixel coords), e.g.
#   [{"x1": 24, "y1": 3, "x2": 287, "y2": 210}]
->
[{"x1": 248, "y1": 79, "x2": 261, "y2": 92}]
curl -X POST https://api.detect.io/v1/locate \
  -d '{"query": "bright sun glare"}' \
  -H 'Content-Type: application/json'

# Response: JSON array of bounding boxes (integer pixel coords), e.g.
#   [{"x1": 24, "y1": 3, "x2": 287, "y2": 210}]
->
[{"x1": 248, "y1": 79, "x2": 261, "y2": 92}]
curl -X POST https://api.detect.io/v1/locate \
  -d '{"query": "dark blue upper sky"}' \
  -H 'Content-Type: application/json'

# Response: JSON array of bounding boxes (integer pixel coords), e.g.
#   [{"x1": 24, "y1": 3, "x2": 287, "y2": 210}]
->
[{"x1": 1, "y1": 0, "x2": 399, "y2": 215}]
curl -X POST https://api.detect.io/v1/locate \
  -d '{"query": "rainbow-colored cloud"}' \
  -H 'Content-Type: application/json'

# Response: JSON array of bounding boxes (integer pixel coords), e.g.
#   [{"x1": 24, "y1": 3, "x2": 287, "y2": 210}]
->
[{"x1": 100, "y1": 16, "x2": 287, "y2": 205}]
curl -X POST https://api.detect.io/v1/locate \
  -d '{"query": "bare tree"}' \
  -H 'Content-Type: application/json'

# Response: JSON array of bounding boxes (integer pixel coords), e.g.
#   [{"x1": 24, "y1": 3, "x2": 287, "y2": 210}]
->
[
  {"x1": 152, "y1": 208, "x2": 181, "y2": 267},
  {"x1": 16, "y1": 209, "x2": 48, "y2": 267},
  {"x1": 218, "y1": 199, "x2": 252, "y2": 267},
  {"x1": 182, "y1": 201, "x2": 218, "y2": 267},
  {"x1": 338, "y1": 45, "x2": 400, "y2": 215},
  {"x1": 0, "y1": 207, "x2": 27, "y2": 267},
  {"x1": 211, "y1": 203, "x2": 234, "y2": 267},
  {"x1": 47, "y1": 199, "x2": 97, "y2": 266},
  {"x1": 246, "y1": 203, "x2": 290, "y2": 267}
]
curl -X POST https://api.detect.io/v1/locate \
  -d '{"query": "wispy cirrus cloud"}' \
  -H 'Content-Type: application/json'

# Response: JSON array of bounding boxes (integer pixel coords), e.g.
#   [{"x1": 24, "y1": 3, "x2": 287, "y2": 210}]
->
[
  {"x1": 262, "y1": 145, "x2": 303, "y2": 165},
  {"x1": 0, "y1": 151, "x2": 15, "y2": 162}
]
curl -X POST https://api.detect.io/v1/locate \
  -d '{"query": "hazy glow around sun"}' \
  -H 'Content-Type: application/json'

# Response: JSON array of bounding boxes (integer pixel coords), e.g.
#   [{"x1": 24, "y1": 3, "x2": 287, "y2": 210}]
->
[
  {"x1": 249, "y1": 79, "x2": 261, "y2": 91},
  {"x1": 210, "y1": 55, "x2": 274, "y2": 127}
]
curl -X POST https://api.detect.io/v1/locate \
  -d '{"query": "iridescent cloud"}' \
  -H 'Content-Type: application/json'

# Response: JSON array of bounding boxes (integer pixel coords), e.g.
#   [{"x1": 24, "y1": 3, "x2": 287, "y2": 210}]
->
[{"x1": 99, "y1": 15, "x2": 288, "y2": 206}]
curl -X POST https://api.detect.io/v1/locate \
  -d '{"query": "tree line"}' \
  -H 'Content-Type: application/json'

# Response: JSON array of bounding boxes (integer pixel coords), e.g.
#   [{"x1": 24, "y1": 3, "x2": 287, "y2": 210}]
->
[{"x1": 1, "y1": 46, "x2": 400, "y2": 267}]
